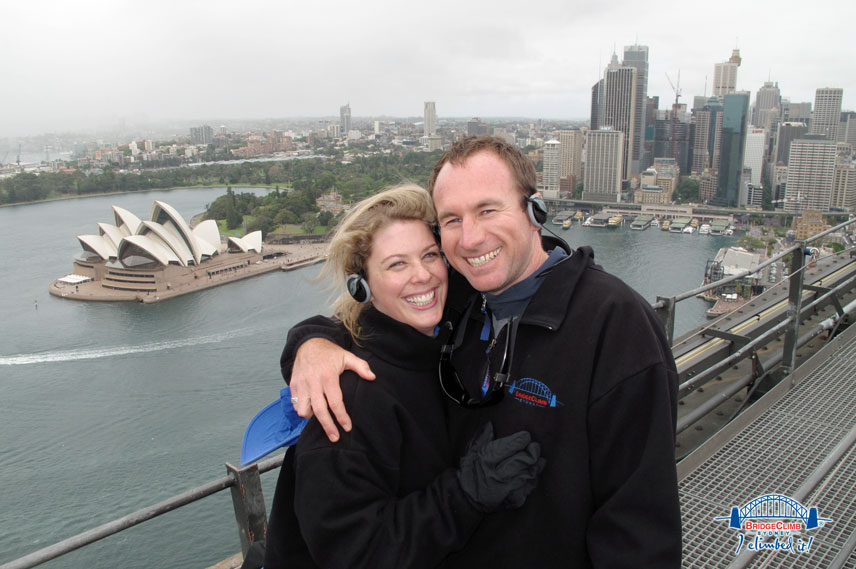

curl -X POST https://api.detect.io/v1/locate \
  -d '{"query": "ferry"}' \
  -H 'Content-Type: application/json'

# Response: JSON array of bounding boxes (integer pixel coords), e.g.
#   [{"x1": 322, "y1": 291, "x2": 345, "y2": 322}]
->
[
  {"x1": 562, "y1": 218, "x2": 571, "y2": 230},
  {"x1": 699, "y1": 224, "x2": 711, "y2": 235},
  {"x1": 607, "y1": 215, "x2": 623, "y2": 229},
  {"x1": 661, "y1": 220, "x2": 671, "y2": 231},
  {"x1": 588, "y1": 213, "x2": 611, "y2": 228},
  {"x1": 631, "y1": 215, "x2": 654, "y2": 230},
  {"x1": 650, "y1": 218, "x2": 660, "y2": 228},
  {"x1": 682, "y1": 225, "x2": 696, "y2": 234}
]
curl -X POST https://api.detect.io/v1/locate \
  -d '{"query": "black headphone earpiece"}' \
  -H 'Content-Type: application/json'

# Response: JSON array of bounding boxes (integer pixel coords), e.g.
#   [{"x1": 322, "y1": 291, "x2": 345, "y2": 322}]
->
[
  {"x1": 527, "y1": 194, "x2": 547, "y2": 227},
  {"x1": 346, "y1": 273, "x2": 371, "y2": 304},
  {"x1": 431, "y1": 225, "x2": 450, "y2": 268}
]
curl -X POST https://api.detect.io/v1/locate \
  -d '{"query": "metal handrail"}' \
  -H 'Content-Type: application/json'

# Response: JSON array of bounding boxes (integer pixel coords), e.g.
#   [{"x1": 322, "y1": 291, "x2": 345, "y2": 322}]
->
[
  {"x1": 0, "y1": 454, "x2": 286, "y2": 569},
  {"x1": 3, "y1": 217, "x2": 855, "y2": 569}
]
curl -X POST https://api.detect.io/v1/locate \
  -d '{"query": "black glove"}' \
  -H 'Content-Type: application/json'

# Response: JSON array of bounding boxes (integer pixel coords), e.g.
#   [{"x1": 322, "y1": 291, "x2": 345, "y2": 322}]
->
[{"x1": 456, "y1": 422, "x2": 546, "y2": 513}]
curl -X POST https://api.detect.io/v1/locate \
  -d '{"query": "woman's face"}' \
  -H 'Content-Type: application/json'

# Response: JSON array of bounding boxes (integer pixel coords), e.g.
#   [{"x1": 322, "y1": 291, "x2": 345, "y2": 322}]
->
[{"x1": 365, "y1": 219, "x2": 448, "y2": 336}]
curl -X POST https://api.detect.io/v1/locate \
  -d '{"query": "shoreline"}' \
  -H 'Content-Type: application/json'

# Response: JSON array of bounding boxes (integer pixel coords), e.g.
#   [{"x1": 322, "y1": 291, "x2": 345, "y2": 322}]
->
[{"x1": 0, "y1": 184, "x2": 279, "y2": 208}]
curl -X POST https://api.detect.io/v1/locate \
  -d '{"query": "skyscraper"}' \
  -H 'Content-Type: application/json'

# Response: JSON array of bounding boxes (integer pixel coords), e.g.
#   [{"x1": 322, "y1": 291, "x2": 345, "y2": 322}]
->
[
  {"x1": 839, "y1": 111, "x2": 856, "y2": 148},
  {"x1": 190, "y1": 125, "x2": 213, "y2": 145},
  {"x1": 713, "y1": 49, "x2": 741, "y2": 98},
  {"x1": 558, "y1": 129, "x2": 584, "y2": 187},
  {"x1": 752, "y1": 81, "x2": 781, "y2": 128},
  {"x1": 773, "y1": 122, "x2": 808, "y2": 165},
  {"x1": 832, "y1": 161, "x2": 856, "y2": 211},
  {"x1": 424, "y1": 101, "x2": 437, "y2": 136},
  {"x1": 584, "y1": 129, "x2": 624, "y2": 202},
  {"x1": 600, "y1": 54, "x2": 637, "y2": 181},
  {"x1": 785, "y1": 136, "x2": 838, "y2": 212},
  {"x1": 743, "y1": 128, "x2": 766, "y2": 188},
  {"x1": 541, "y1": 140, "x2": 561, "y2": 196},
  {"x1": 623, "y1": 44, "x2": 650, "y2": 174},
  {"x1": 340, "y1": 104, "x2": 351, "y2": 136},
  {"x1": 691, "y1": 98, "x2": 723, "y2": 175},
  {"x1": 590, "y1": 79, "x2": 604, "y2": 131},
  {"x1": 809, "y1": 88, "x2": 844, "y2": 141},
  {"x1": 713, "y1": 92, "x2": 750, "y2": 207}
]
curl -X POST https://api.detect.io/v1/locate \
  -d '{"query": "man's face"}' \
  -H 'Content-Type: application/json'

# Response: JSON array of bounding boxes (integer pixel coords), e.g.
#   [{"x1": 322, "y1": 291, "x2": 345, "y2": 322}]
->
[{"x1": 433, "y1": 150, "x2": 543, "y2": 295}]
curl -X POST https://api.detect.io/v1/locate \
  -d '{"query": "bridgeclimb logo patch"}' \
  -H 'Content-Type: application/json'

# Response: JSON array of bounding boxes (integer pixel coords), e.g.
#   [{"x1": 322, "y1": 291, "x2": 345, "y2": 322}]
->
[
  {"x1": 714, "y1": 494, "x2": 831, "y2": 556},
  {"x1": 507, "y1": 378, "x2": 563, "y2": 408}
]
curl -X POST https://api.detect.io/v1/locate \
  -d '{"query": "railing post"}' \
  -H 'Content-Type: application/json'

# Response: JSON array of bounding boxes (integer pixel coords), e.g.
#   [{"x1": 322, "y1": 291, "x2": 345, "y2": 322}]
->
[
  {"x1": 656, "y1": 295, "x2": 676, "y2": 345},
  {"x1": 226, "y1": 462, "x2": 268, "y2": 557},
  {"x1": 781, "y1": 244, "x2": 807, "y2": 377}
]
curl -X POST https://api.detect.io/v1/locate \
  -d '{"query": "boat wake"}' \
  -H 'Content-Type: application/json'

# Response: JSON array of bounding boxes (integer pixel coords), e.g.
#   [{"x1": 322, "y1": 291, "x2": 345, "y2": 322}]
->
[{"x1": 0, "y1": 329, "x2": 253, "y2": 366}]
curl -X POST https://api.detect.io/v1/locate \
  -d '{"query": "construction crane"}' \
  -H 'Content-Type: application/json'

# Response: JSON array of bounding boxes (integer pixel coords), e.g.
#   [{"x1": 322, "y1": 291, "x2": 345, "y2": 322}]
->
[{"x1": 665, "y1": 71, "x2": 682, "y2": 160}]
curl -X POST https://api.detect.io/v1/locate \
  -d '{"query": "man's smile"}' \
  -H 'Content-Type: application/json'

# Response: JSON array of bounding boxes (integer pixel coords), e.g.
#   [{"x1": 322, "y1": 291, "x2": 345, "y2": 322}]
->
[{"x1": 465, "y1": 247, "x2": 502, "y2": 268}]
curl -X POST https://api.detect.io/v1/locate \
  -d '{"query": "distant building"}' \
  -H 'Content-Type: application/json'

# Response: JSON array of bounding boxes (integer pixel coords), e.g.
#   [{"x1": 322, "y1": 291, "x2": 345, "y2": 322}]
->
[
  {"x1": 838, "y1": 111, "x2": 856, "y2": 148},
  {"x1": 743, "y1": 128, "x2": 766, "y2": 188},
  {"x1": 190, "y1": 125, "x2": 213, "y2": 145},
  {"x1": 600, "y1": 54, "x2": 637, "y2": 181},
  {"x1": 653, "y1": 107, "x2": 691, "y2": 174},
  {"x1": 623, "y1": 44, "x2": 650, "y2": 174},
  {"x1": 316, "y1": 192, "x2": 346, "y2": 214},
  {"x1": 424, "y1": 101, "x2": 437, "y2": 136},
  {"x1": 698, "y1": 169, "x2": 718, "y2": 203},
  {"x1": 752, "y1": 81, "x2": 781, "y2": 128},
  {"x1": 774, "y1": 122, "x2": 808, "y2": 165},
  {"x1": 467, "y1": 118, "x2": 490, "y2": 136},
  {"x1": 340, "y1": 104, "x2": 351, "y2": 136},
  {"x1": 785, "y1": 136, "x2": 838, "y2": 212},
  {"x1": 691, "y1": 98, "x2": 723, "y2": 175},
  {"x1": 809, "y1": 88, "x2": 843, "y2": 141},
  {"x1": 584, "y1": 128, "x2": 624, "y2": 202},
  {"x1": 541, "y1": 140, "x2": 561, "y2": 197},
  {"x1": 832, "y1": 160, "x2": 856, "y2": 210},
  {"x1": 712, "y1": 92, "x2": 750, "y2": 207},
  {"x1": 792, "y1": 210, "x2": 829, "y2": 240},
  {"x1": 713, "y1": 49, "x2": 741, "y2": 98},
  {"x1": 558, "y1": 129, "x2": 583, "y2": 188},
  {"x1": 783, "y1": 100, "x2": 812, "y2": 124},
  {"x1": 590, "y1": 79, "x2": 604, "y2": 131}
]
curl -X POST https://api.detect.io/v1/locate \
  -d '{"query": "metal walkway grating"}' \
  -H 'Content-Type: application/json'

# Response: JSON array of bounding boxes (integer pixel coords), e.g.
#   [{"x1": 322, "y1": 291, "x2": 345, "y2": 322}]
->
[{"x1": 680, "y1": 329, "x2": 856, "y2": 568}]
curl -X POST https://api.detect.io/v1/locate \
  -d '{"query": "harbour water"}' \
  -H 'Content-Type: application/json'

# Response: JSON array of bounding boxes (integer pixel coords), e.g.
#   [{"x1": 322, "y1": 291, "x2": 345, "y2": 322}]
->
[{"x1": 0, "y1": 191, "x2": 735, "y2": 568}]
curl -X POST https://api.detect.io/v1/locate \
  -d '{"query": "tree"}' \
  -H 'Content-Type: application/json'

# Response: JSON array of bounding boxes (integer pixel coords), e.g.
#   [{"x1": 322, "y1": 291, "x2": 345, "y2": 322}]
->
[
  {"x1": 673, "y1": 179, "x2": 700, "y2": 203},
  {"x1": 301, "y1": 212, "x2": 317, "y2": 234},
  {"x1": 226, "y1": 206, "x2": 243, "y2": 230}
]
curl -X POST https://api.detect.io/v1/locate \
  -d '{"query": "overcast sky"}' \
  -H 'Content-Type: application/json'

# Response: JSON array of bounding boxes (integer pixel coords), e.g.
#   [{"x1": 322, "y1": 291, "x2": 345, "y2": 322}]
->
[{"x1": 3, "y1": 0, "x2": 853, "y2": 137}]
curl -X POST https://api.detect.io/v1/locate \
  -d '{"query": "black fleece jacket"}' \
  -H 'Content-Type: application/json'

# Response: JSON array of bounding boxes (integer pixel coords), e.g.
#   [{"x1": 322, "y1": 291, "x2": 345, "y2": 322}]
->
[{"x1": 265, "y1": 307, "x2": 482, "y2": 569}]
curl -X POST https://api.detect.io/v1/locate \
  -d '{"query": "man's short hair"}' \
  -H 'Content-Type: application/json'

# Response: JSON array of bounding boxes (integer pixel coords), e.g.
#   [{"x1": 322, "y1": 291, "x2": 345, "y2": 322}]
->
[{"x1": 428, "y1": 136, "x2": 537, "y2": 206}]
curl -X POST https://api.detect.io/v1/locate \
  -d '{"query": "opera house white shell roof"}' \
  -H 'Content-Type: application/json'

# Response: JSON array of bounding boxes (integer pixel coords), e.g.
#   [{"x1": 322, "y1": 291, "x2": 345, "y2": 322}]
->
[{"x1": 75, "y1": 200, "x2": 261, "y2": 269}]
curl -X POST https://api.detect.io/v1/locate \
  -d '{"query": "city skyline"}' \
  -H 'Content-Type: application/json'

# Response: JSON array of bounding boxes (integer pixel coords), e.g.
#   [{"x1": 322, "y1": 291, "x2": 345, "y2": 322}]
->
[{"x1": 3, "y1": 0, "x2": 854, "y2": 137}]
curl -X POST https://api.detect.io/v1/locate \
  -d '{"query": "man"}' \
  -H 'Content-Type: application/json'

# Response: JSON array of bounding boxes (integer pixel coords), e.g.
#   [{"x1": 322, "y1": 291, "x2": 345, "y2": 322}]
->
[{"x1": 284, "y1": 136, "x2": 681, "y2": 567}]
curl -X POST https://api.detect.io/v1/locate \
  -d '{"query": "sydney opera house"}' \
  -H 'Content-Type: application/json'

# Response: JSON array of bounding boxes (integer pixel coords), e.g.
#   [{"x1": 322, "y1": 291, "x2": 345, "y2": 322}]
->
[{"x1": 50, "y1": 200, "x2": 278, "y2": 302}]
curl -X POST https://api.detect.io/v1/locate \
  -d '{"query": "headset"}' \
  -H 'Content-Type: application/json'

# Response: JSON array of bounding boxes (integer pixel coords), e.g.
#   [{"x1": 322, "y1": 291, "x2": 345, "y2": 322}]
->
[
  {"x1": 527, "y1": 194, "x2": 548, "y2": 227},
  {"x1": 346, "y1": 273, "x2": 371, "y2": 304}
]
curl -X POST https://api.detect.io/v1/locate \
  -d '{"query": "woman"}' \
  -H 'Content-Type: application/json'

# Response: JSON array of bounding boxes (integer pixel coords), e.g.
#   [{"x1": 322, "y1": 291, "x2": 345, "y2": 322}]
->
[{"x1": 262, "y1": 184, "x2": 543, "y2": 569}]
